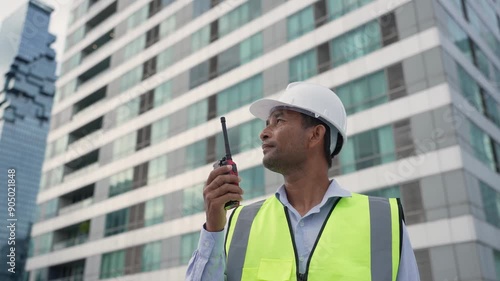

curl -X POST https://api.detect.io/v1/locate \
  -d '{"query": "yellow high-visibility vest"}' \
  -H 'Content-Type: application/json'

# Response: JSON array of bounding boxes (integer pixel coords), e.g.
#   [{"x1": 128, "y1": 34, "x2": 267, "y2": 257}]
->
[{"x1": 225, "y1": 193, "x2": 403, "y2": 281}]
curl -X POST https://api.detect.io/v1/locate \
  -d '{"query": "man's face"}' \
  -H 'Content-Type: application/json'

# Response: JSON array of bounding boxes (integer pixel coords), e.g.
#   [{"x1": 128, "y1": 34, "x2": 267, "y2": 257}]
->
[{"x1": 260, "y1": 109, "x2": 309, "y2": 174}]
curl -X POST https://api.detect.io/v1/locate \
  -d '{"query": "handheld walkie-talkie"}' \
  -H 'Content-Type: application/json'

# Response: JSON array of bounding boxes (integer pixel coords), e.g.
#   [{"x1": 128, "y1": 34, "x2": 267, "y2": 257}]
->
[{"x1": 217, "y1": 117, "x2": 240, "y2": 210}]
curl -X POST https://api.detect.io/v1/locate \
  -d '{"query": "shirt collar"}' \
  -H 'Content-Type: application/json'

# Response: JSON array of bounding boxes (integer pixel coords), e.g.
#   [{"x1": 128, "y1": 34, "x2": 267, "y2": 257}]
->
[{"x1": 275, "y1": 179, "x2": 352, "y2": 211}]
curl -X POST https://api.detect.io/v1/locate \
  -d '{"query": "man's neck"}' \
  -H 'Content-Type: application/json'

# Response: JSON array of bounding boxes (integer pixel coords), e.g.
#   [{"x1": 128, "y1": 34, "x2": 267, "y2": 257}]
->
[{"x1": 283, "y1": 169, "x2": 330, "y2": 217}]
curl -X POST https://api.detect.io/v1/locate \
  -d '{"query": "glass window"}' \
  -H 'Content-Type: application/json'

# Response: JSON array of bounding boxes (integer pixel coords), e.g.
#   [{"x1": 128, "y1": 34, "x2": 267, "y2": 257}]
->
[
  {"x1": 100, "y1": 250, "x2": 125, "y2": 279},
  {"x1": 193, "y1": 0, "x2": 211, "y2": 17},
  {"x1": 217, "y1": 74, "x2": 263, "y2": 116},
  {"x1": 495, "y1": 249, "x2": 500, "y2": 281},
  {"x1": 61, "y1": 79, "x2": 77, "y2": 101},
  {"x1": 116, "y1": 97, "x2": 140, "y2": 126},
  {"x1": 495, "y1": 66, "x2": 500, "y2": 92},
  {"x1": 182, "y1": 183, "x2": 204, "y2": 216},
  {"x1": 154, "y1": 80, "x2": 172, "y2": 107},
  {"x1": 74, "y1": 1, "x2": 88, "y2": 20},
  {"x1": 479, "y1": 181, "x2": 500, "y2": 228},
  {"x1": 457, "y1": 66, "x2": 484, "y2": 112},
  {"x1": 151, "y1": 116, "x2": 170, "y2": 145},
  {"x1": 218, "y1": 46, "x2": 240, "y2": 76},
  {"x1": 469, "y1": 121, "x2": 496, "y2": 170},
  {"x1": 34, "y1": 232, "x2": 53, "y2": 255},
  {"x1": 444, "y1": 13, "x2": 473, "y2": 61},
  {"x1": 336, "y1": 70, "x2": 388, "y2": 115},
  {"x1": 189, "y1": 61, "x2": 210, "y2": 89},
  {"x1": 239, "y1": 166, "x2": 265, "y2": 200},
  {"x1": 289, "y1": 49, "x2": 318, "y2": 82},
  {"x1": 447, "y1": 0, "x2": 464, "y2": 14},
  {"x1": 109, "y1": 168, "x2": 133, "y2": 197},
  {"x1": 112, "y1": 131, "x2": 137, "y2": 160},
  {"x1": 147, "y1": 155, "x2": 168, "y2": 184},
  {"x1": 327, "y1": 0, "x2": 374, "y2": 20},
  {"x1": 180, "y1": 231, "x2": 200, "y2": 264},
  {"x1": 187, "y1": 99, "x2": 208, "y2": 129},
  {"x1": 465, "y1": 1, "x2": 500, "y2": 60},
  {"x1": 120, "y1": 66, "x2": 143, "y2": 92},
  {"x1": 356, "y1": 130, "x2": 380, "y2": 170},
  {"x1": 472, "y1": 43, "x2": 491, "y2": 79},
  {"x1": 330, "y1": 20, "x2": 381, "y2": 67},
  {"x1": 185, "y1": 140, "x2": 207, "y2": 170},
  {"x1": 364, "y1": 185, "x2": 401, "y2": 198},
  {"x1": 142, "y1": 241, "x2": 162, "y2": 272},
  {"x1": 240, "y1": 33, "x2": 263, "y2": 64},
  {"x1": 41, "y1": 198, "x2": 58, "y2": 221},
  {"x1": 40, "y1": 172, "x2": 48, "y2": 191},
  {"x1": 287, "y1": 6, "x2": 315, "y2": 41},
  {"x1": 484, "y1": 94, "x2": 500, "y2": 127},
  {"x1": 64, "y1": 53, "x2": 81, "y2": 73},
  {"x1": 219, "y1": 0, "x2": 261, "y2": 37},
  {"x1": 191, "y1": 25, "x2": 210, "y2": 52},
  {"x1": 124, "y1": 35, "x2": 146, "y2": 59},
  {"x1": 53, "y1": 135, "x2": 68, "y2": 157},
  {"x1": 71, "y1": 26, "x2": 85, "y2": 48},
  {"x1": 127, "y1": 5, "x2": 149, "y2": 30},
  {"x1": 239, "y1": 119, "x2": 264, "y2": 153},
  {"x1": 157, "y1": 47, "x2": 173, "y2": 72},
  {"x1": 144, "y1": 197, "x2": 164, "y2": 226},
  {"x1": 339, "y1": 125, "x2": 395, "y2": 174},
  {"x1": 378, "y1": 125, "x2": 396, "y2": 163},
  {"x1": 50, "y1": 166, "x2": 64, "y2": 187},
  {"x1": 105, "y1": 208, "x2": 129, "y2": 236},
  {"x1": 160, "y1": 16, "x2": 176, "y2": 38}
]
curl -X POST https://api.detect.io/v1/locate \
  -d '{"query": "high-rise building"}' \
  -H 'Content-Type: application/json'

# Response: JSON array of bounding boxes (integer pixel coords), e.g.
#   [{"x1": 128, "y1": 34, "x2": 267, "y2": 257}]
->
[
  {"x1": 0, "y1": 1, "x2": 57, "y2": 281},
  {"x1": 26, "y1": 0, "x2": 500, "y2": 280}
]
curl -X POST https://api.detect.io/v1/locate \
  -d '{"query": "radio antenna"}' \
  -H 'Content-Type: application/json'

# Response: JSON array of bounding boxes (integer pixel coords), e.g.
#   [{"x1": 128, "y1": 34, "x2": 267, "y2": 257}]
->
[{"x1": 220, "y1": 117, "x2": 232, "y2": 160}]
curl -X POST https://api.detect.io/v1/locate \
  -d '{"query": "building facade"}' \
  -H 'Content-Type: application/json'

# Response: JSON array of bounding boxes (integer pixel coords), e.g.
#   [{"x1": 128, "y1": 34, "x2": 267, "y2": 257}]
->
[
  {"x1": 0, "y1": 1, "x2": 57, "y2": 281},
  {"x1": 26, "y1": 0, "x2": 500, "y2": 280}
]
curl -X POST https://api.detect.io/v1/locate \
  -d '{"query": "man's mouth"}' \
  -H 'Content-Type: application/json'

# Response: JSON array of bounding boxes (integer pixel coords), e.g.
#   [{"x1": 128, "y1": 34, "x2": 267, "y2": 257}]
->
[{"x1": 262, "y1": 144, "x2": 274, "y2": 152}]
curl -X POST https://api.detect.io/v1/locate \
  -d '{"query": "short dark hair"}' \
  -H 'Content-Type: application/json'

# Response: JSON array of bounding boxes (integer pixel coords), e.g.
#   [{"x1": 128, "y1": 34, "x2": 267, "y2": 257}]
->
[{"x1": 300, "y1": 113, "x2": 333, "y2": 168}]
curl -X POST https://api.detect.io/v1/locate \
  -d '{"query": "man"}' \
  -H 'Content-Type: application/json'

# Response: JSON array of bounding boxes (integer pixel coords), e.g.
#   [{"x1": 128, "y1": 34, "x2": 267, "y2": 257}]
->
[{"x1": 186, "y1": 82, "x2": 420, "y2": 280}]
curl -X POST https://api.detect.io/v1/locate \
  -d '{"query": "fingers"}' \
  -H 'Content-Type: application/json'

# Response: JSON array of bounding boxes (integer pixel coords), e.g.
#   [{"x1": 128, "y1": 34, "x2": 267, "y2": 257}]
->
[
  {"x1": 210, "y1": 192, "x2": 244, "y2": 207},
  {"x1": 205, "y1": 182, "x2": 243, "y2": 199},
  {"x1": 206, "y1": 165, "x2": 234, "y2": 185},
  {"x1": 203, "y1": 165, "x2": 244, "y2": 232}
]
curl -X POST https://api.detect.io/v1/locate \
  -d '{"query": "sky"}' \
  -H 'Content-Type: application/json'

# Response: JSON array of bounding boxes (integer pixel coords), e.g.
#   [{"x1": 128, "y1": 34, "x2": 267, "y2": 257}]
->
[{"x1": 0, "y1": 0, "x2": 72, "y2": 75}]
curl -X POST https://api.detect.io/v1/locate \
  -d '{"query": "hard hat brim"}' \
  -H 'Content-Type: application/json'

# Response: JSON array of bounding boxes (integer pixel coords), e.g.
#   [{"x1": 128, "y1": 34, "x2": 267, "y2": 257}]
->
[{"x1": 249, "y1": 98, "x2": 301, "y2": 121}]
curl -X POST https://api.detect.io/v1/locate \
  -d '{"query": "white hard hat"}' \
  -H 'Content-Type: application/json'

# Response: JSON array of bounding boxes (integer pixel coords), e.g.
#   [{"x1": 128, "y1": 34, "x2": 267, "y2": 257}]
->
[{"x1": 249, "y1": 82, "x2": 347, "y2": 156}]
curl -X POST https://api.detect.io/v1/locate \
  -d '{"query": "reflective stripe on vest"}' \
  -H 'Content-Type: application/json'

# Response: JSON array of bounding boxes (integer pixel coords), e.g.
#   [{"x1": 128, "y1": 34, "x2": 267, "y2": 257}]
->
[
  {"x1": 225, "y1": 193, "x2": 402, "y2": 281},
  {"x1": 226, "y1": 200, "x2": 265, "y2": 280}
]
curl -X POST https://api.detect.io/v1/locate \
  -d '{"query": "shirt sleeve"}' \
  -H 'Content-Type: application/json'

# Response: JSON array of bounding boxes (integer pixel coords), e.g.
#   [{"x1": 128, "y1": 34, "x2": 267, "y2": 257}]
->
[
  {"x1": 396, "y1": 223, "x2": 421, "y2": 281},
  {"x1": 185, "y1": 225, "x2": 226, "y2": 281}
]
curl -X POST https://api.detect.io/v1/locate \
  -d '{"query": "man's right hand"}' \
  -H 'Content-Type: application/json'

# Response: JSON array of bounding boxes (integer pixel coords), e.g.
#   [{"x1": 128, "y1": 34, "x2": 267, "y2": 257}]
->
[{"x1": 203, "y1": 165, "x2": 243, "y2": 232}]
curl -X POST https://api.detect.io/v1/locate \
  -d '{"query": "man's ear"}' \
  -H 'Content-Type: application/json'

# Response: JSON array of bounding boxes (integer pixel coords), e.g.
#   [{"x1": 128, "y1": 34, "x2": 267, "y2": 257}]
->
[{"x1": 308, "y1": 125, "x2": 326, "y2": 149}]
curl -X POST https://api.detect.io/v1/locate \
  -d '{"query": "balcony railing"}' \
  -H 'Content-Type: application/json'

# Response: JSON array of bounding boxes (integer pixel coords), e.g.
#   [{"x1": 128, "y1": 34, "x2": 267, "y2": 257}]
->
[
  {"x1": 67, "y1": 130, "x2": 103, "y2": 152},
  {"x1": 52, "y1": 235, "x2": 88, "y2": 251},
  {"x1": 58, "y1": 198, "x2": 94, "y2": 216},
  {"x1": 72, "y1": 103, "x2": 101, "y2": 120},
  {"x1": 64, "y1": 163, "x2": 99, "y2": 182},
  {"x1": 48, "y1": 274, "x2": 84, "y2": 281}
]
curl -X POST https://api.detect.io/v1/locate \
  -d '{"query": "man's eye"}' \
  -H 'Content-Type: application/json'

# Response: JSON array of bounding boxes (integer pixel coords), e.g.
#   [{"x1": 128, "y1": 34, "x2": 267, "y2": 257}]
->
[{"x1": 276, "y1": 119, "x2": 283, "y2": 123}]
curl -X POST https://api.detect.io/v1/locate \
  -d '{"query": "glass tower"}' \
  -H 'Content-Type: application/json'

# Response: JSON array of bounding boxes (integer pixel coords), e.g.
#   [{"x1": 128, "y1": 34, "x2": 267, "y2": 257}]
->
[{"x1": 0, "y1": 1, "x2": 56, "y2": 281}]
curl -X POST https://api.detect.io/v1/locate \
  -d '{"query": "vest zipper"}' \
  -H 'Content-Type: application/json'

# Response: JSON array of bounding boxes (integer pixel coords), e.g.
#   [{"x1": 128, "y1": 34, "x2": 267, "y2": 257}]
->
[{"x1": 284, "y1": 197, "x2": 342, "y2": 281}]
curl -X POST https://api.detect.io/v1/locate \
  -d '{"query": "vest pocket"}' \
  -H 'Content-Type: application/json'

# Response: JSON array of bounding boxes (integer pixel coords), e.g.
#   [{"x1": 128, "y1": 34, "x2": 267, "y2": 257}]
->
[{"x1": 256, "y1": 258, "x2": 293, "y2": 280}]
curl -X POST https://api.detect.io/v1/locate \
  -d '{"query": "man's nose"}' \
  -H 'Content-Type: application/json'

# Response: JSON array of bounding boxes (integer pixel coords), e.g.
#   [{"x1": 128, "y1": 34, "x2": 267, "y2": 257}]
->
[{"x1": 260, "y1": 127, "x2": 270, "y2": 141}]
